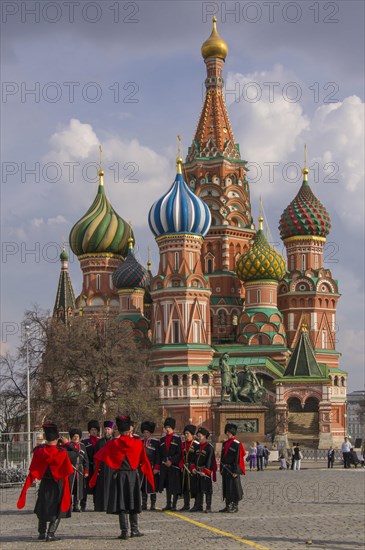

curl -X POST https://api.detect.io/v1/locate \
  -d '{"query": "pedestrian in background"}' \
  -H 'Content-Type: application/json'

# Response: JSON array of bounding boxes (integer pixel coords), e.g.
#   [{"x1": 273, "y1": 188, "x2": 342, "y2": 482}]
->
[
  {"x1": 293, "y1": 443, "x2": 302, "y2": 471},
  {"x1": 256, "y1": 442, "x2": 264, "y2": 471},
  {"x1": 263, "y1": 446, "x2": 270, "y2": 468},
  {"x1": 341, "y1": 436, "x2": 352, "y2": 469},
  {"x1": 327, "y1": 446, "x2": 335, "y2": 468},
  {"x1": 248, "y1": 442, "x2": 257, "y2": 471}
]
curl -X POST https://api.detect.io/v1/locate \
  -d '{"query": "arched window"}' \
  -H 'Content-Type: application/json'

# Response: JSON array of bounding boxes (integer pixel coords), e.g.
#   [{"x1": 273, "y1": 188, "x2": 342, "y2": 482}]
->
[
  {"x1": 172, "y1": 375, "x2": 179, "y2": 386},
  {"x1": 192, "y1": 374, "x2": 199, "y2": 386},
  {"x1": 163, "y1": 375, "x2": 169, "y2": 387},
  {"x1": 302, "y1": 254, "x2": 306, "y2": 271},
  {"x1": 334, "y1": 376, "x2": 338, "y2": 386},
  {"x1": 304, "y1": 397, "x2": 319, "y2": 412},
  {"x1": 257, "y1": 289, "x2": 261, "y2": 303},
  {"x1": 202, "y1": 374, "x2": 209, "y2": 385},
  {"x1": 218, "y1": 310, "x2": 227, "y2": 326},
  {"x1": 287, "y1": 397, "x2": 302, "y2": 412},
  {"x1": 341, "y1": 376, "x2": 345, "y2": 387},
  {"x1": 207, "y1": 258, "x2": 213, "y2": 273},
  {"x1": 174, "y1": 252, "x2": 179, "y2": 271},
  {"x1": 96, "y1": 274, "x2": 101, "y2": 291},
  {"x1": 322, "y1": 329, "x2": 327, "y2": 349},
  {"x1": 182, "y1": 374, "x2": 187, "y2": 386}
]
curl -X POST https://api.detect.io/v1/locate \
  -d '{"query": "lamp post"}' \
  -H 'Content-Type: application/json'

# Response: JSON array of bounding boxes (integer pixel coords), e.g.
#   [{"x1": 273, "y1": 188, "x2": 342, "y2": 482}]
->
[{"x1": 25, "y1": 323, "x2": 31, "y2": 469}]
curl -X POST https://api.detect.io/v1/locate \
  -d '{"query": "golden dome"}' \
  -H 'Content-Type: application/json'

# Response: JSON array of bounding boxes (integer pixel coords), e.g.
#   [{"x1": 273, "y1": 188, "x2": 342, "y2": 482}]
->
[{"x1": 201, "y1": 17, "x2": 228, "y2": 60}]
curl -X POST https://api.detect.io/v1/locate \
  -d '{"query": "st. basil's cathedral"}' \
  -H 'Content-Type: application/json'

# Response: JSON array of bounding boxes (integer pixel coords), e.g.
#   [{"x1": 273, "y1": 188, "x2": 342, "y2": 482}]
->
[{"x1": 53, "y1": 19, "x2": 347, "y2": 449}]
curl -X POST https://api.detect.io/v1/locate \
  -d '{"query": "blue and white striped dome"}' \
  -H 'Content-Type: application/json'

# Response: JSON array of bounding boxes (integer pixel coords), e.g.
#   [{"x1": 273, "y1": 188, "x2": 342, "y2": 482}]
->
[{"x1": 148, "y1": 161, "x2": 211, "y2": 238}]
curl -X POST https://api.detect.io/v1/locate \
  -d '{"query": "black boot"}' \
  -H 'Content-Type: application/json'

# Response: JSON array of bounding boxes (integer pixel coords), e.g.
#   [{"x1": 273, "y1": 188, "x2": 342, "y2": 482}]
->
[
  {"x1": 190, "y1": 494, "x2": 203, "y2": 512},
  {"x1": 232, "y1": 502, "x2": 239, "y2": 513},
  {"x1": 219, "y1": 501, "x2": 230, "y2": 512},
  {"x1": 38, "y1": 519, "x2": 47, "y2": 540},
  {"x1": 118, "y1": 512, "x2": 129, "y2": 539},
  {"x1": 150, "y1": 493, "x2": 157, "y2": 511},
  {"x1": 226, "y1": 502, "x2": 237, "y2": 513},
  {"x1": 205, "y1": 493, "x2": 212, "y2": 513},
  {"x1": 163, "y1": 491, "x2": 172, "y2": 511},
  {"x1": 46, "y1": 519, "x2": 60, "y2": 542},
  {"x1": 141, "y1": 492, "x2": 147, "y2": 511},
  {"x1": 171, "y1": 494, "x2": 178, "y2": 511},
  {"x1": 130, "y1": 513, "x2": 144, "y2": 537},
  {"x1": 73, "y1": 494, "x2": 80, "y2": 512},
  {"x1": 179, "y1": 492, "x2": 190, "y2": 511}
]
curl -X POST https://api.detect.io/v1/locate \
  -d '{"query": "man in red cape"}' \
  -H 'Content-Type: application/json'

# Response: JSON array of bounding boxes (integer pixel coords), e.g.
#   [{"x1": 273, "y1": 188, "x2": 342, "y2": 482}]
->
[
  {"x1": 90, "y1": 415, "x2": 154, "y2": 540},
  {"x1": 17, "y1": 423, "x2": 73, "y2": 542},
  {"x1": 219, "y1": 422, "x2": 246, "y2": 513}
]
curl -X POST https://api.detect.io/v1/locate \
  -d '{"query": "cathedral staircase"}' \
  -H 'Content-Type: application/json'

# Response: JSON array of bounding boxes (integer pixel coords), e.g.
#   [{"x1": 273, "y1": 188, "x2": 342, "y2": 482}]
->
[{"x1": 288, "y1": 412, "x2": 319, "y2": 448}]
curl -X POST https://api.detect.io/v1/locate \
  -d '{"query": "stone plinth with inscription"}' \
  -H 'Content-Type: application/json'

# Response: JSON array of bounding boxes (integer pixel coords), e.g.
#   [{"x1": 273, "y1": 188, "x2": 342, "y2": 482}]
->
[{"x1": 212, "y1": 403, "x2": 268, "y2": 445}]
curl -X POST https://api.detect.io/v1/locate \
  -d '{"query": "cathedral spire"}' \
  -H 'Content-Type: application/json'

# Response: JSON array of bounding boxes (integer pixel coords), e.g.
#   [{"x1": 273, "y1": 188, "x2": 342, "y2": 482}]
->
[
  {"x1": 186, "y1": 19, "x2": 239, "y2": 161},
  {"x1": 53, "y1": 247, "x2": 76, "y2": 323}
]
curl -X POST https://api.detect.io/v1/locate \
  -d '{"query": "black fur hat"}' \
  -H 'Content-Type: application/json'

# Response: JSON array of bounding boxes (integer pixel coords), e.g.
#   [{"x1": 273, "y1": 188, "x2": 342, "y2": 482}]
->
[
  {"x1": 224, "y1": 423, "x2": 238, "y2": 436},
  {"x1": 87, "y1": 420, "x2": 100, "y2": 432},
  {"x1": 183, "y1": 424, "x2": 196, "y2": 435},
  {"x1": 141, "y1": 421, "x2": 156, "y2": 434},
  {"x1": 43, "y1": 423, "x2": 59, "y2": 442},
  {"x1": 197, "y1": 427, "x2": 210, "y2": 438},
  {"x1": 164, "y1": 417, "x2": 176, "y2": 429},
  {"x1": 69, "y1": 428, "x2": 82, "y2": 439},
  {"x1": 116, "y1": 415, "x2": 131, "y2": 433}
]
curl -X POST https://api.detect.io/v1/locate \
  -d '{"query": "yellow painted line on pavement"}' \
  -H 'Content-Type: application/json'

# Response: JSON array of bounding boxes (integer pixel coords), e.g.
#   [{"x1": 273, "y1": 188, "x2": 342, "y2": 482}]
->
[{"x1": 163, "y1": 510, "x2": 271, "y2": 550}]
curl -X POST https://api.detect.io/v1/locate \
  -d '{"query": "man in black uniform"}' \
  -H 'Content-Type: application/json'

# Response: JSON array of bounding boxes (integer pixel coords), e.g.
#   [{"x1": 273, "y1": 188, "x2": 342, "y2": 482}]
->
[
  {"x1": 94, "y1": 420, "x2": 115, "y2": 512},
  {"x1": 62, "y1": 428, "x2": 89, "y2": 512},
  {"x1": 191, "y1": 427, "x2": 216, "y2": 513},
  {"x1": 156, "y1": 417, "x2": 182, "y2": 511},
  {"x1": 179, "y1": 424, "x2": 199, "y2": 511},
  {"x1": 17, "y1": 423, "x2": 73, "y2": 541},
  {"x1": 81, "y1": 419, "x2": 100, "y2": 511},
  {"x1": 220, "y1": 423, "x2": 246, "y2": 513},
  {"x1": 140, "y1": 420, "x2": 159, "y2": 511}
]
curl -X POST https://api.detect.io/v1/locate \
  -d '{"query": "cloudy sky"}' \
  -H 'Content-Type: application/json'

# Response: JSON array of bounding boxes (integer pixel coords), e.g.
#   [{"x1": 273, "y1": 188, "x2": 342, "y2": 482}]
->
[{"x1": 1, "y1": 1, "x2": 364, "y2": 390}]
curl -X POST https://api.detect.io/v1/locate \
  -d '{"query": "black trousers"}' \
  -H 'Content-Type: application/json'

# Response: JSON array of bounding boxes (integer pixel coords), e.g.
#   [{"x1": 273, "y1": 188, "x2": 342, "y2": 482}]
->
[
  {"x1": 257, "y1": 456, "x2": 263, "y2": 470},
  {"x1": 327, "y1": 458, "x2": 334, "y2": 468},
  {"x1": 343, "y1": 452, "x2": 351, "y2": 468}
]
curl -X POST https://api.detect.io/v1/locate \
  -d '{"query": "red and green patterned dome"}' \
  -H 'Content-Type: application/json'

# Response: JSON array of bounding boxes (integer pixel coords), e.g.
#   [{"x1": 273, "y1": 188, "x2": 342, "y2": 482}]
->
[
  {"x1": 112, "y1": 240, "x2": 149, "y2": 290},
  {"x1": 236, "y1": 218, "x2": 286, "y2": 282},
  {"x1": 279, "y1": 169, "x2": 331, "y2": 240}
]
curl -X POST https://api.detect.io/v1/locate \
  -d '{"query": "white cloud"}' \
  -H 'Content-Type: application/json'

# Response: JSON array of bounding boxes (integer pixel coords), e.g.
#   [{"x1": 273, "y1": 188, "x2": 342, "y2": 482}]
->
[
  {"x1": 48, "y1": 118, "x2": 99, "y2": 161},
  {"x1": 47, "y1": 215, "x2": 68, "y2": 225},
  {"x1": 31, "y1": 218, "x2": 44, "y2": 228}
]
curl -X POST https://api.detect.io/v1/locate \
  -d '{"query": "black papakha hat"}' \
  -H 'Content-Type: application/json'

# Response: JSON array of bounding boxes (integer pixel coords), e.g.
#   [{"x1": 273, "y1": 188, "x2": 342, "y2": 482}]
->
[
  {"x1": 164, "y1": 417, "x2": 176, "y2": 429},
  {"x1": 87, "y1": 420, "x2": 100, "y2": 432},
  {"x1": 224, "y1": 423, "x2": 238, "y2": 435},
  {"x1": 183, "y1": 424, "x2": 196, "y2": 435},
  {"x1": 116, "y1": 415, "x2": 131, "y2": 433},
  {"x1": 43, "y1": 423, "x2": 59, "y2": 441},
  {"x1": 69, "y1": 428, "x2": 82, "y2": 439},
  {"x1": 197, "y1": 427, "x2": 210, "y2": 438},
  {"x1": 141, "y1": 421, "x2": 156, "y2": 434}
]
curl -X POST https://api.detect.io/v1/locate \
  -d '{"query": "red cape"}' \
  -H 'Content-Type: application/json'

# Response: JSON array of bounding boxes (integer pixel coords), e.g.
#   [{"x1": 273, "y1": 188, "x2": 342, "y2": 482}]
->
[
  {"x1": 17, "y1": 446, "x2": 73, "y2": 512},
  {"x1": 89, "y1": 435, "x2": 154, "y2": 491}
]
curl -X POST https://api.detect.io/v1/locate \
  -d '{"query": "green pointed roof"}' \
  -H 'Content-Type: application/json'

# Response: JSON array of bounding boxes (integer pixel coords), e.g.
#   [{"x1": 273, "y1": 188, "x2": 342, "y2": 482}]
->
[
  {"x1": 284, "y1": 328, "x2": 322, "y2": 377},
  {"x1": 53, "y1": 250, "x2": 76, "y2": 322}
]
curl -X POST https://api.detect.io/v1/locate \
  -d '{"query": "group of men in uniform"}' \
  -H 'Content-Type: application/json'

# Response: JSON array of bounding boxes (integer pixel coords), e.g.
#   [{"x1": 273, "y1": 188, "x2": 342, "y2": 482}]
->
[{"x1": 17, "y1": 416, "x2": 246, "y2": 541}]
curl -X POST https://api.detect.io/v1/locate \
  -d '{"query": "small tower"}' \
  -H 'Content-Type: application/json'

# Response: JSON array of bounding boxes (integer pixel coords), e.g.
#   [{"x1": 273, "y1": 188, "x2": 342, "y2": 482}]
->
[
  {"x1": 53, "y1": 247, "x2": 76, "y2": 323},
  {"x1": 148, "y1": 142, "x2": 214, "y2": 430},
  {"x1": 278, "y1": 150, "x2": 340, "y2": 370},
  {"x1": 112, "y1": 231, "x2": 150, "y2": 339},
  {"x1": 69, "y1": 147, "x2": 132, "y2": 314},
  {"x1": 236, "y1": 215, "x2": 287, "y2": 360}
]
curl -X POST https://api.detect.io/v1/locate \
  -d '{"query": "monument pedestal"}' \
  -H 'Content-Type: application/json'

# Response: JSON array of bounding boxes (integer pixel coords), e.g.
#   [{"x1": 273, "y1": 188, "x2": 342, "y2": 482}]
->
[{"x1": 212, "y1": 402, "x2": 267, "y2": 446}]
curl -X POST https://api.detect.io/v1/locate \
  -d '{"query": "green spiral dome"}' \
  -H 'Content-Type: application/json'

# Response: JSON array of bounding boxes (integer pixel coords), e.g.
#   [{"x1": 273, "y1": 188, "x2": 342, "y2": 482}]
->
[
  {"x1": 69, "y1": 172, "x2": 132, "y2": 257},
  {"x1": 236, "y1": 218, "x2": 286, "y2": 282}
]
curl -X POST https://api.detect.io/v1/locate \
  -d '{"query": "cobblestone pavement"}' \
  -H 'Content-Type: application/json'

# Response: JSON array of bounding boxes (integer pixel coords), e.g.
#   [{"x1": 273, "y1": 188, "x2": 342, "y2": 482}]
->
[{"x1": 1, "y1": 466, "x2": 364, "y2": 550}]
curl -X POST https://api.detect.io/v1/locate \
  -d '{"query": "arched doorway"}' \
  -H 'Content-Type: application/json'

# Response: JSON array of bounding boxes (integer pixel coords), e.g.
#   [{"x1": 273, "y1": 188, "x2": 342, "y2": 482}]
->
[{"x1": 287, "y1": 395, "x2": 319, "y2": 448}]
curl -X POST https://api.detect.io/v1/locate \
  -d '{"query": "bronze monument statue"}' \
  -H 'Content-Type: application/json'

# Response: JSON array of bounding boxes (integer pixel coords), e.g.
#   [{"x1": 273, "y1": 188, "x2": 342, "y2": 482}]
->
[{"x1": 218, "y1": 353, "x2": 266, "y2": 403}]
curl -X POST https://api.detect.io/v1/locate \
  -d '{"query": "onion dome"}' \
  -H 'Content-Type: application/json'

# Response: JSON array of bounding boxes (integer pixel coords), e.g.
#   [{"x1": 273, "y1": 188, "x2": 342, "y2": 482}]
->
[
  {"x1": 148, "y1": 156, "x2": 211, "y2": 238},
  {"x1": 201, "y1": 16, "x2": 228, "y2": 60},
  {"x1": 279, "y1": 167, "x2": 331, "y2": 240},
  {"x1": 69, "y1": 167, "x2": 132, "y2": 257},
  {"x1": 112, "y1": 237, "x2": 149, "y2": 290},
  {"x1": 237, "y1": 217, "x2": 286, "y2": 282},
  {"x1": 60, "y1": 248, "x2": 69, "y2": 261}
]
